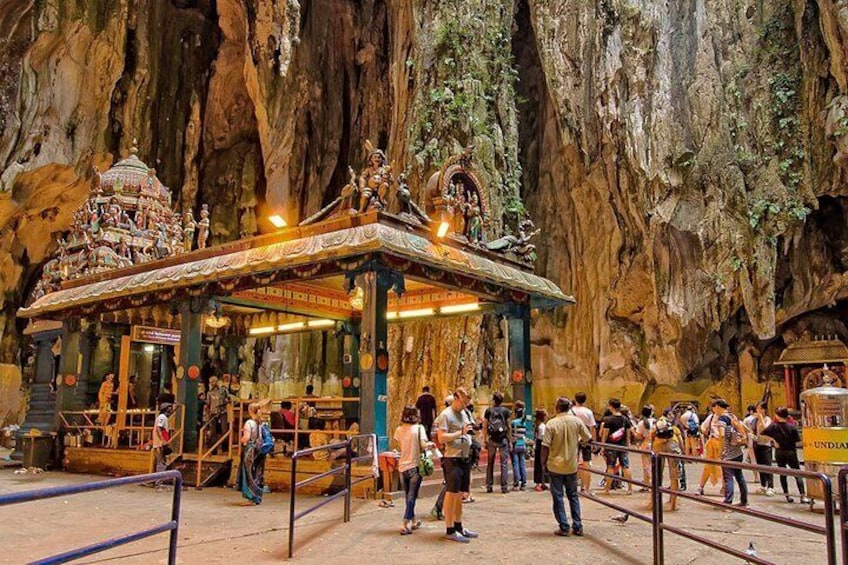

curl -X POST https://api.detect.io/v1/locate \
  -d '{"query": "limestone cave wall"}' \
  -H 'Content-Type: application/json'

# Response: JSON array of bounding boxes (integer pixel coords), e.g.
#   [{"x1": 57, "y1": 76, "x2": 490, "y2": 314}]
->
[{"x1": 3, "y1": 0, "x2": 848, "y2": 424}]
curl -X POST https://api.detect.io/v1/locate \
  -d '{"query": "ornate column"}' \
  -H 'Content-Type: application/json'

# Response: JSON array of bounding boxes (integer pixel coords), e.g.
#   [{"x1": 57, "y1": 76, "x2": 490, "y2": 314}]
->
[
  {"x1": 177, "y1": 298, "x2": 208, "y2": 452},
  {"x1": 354, "y1": 268, "x2": 403, "y2": 451},
  {"x1": 507, "y1": 304, "x2": 532, "y2": 416},
  {"x1": 15, "y1": 327, "x2": 62, "y2": 455},
  {"x1": 73, "y1": 320, "x2": 99, "y2": 409},
  {"x1": 55, "y1": 319, "x2": 85, "y2": 425}
]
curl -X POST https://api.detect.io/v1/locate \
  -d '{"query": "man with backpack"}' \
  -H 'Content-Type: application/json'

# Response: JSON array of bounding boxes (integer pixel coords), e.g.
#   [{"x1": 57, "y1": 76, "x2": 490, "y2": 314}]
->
[
  {"x1": 599, "y1": 398, "x2": 633, "y2": 495},
  {"x1": 713, "y1": 399, "x2": 749, "y2": 507},
  {"x1": 680, "y1": 404, "x2": 701, "y2": 456},
  {"x1": 571, "y1": 392, "x2": 597, "y2": 492},
  {"x1": 483, "y1": 392, "x2": 512, "y2": 494}
]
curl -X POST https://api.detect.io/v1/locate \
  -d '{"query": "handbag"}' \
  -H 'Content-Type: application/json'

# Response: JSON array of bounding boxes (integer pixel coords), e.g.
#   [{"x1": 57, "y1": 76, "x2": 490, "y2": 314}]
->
[{"x1": 416, "y1": 425, "x2": 434, "y2": 476}]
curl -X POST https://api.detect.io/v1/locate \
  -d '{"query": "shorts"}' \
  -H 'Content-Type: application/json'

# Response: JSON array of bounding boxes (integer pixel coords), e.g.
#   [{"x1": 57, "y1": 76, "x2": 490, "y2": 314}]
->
[
  {"x1": 442, "y1": 457, "x2": 471, "y2": 493},
  {"x1": 604, "y1": 448, "x2": 630, "y2": 469},
  {"x1": 580, "y1": 445, "x2": 593, "y2": 463}
]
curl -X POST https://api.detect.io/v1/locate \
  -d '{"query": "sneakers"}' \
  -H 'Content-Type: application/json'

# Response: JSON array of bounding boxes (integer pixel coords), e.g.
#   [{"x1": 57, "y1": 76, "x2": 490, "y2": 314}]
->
[
  {"x1": 411, "y1": 520, "x2": 422, "y2": 530},
  {"x1": 461, "y1": 528, "x2": 479, "y2": 539},
  {"x1": 444, "y1": 532, "x2": 470, "y2": 543},
  {"x1": 756, "y1": 487, "x2": 767, "y2": 495},
  {"x1": 485, "y1": 486, "x2": 493, "y2": 493},
  {"x1": 572, "y1": 528, "x2": 584, "y2": 537},
  {"x1": 800, "y1": 495, "x2": 812, "y2": 504},
  {"x1": 519, "y1": 484, "x2": 526, "y2": 491},
  {"x1": 765, "y1": 488, "x2": 775, "y2": 497},
  {"x1": 501, "y1": 488, "x2": 510, "y2": 494},
  {"x1": 696, "y1": 486, "x2": 704, "y2": 496},
  {"x1": 554, "y1": 529, "x2": 571, "y2": 537}
]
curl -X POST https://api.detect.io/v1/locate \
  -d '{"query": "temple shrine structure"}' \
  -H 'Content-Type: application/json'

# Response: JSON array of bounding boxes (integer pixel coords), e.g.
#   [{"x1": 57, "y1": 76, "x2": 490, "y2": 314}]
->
[{"x1": 16, "y1": 142, "x2": 573, "y2": 492}]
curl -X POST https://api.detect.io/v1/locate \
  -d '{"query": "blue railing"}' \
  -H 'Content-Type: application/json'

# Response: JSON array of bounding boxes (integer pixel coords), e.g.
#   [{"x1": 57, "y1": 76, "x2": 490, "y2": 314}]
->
[
  {"x1": 288, "y1": 433, "x2": 376, "y2": 558},
  {"x1": 0, "y1": 470, "x2": 182, "y2": 564}
]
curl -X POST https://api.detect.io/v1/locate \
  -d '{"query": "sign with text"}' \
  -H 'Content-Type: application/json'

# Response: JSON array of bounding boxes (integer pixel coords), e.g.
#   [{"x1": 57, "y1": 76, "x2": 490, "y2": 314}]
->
[{"x1": 131, "y1": 325, "x2": 180, "y2": 345}]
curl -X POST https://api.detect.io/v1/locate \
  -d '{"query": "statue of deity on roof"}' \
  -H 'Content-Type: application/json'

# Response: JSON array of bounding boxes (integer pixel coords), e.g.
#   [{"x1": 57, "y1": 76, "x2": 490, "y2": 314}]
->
[{"x1": 357, "y1": 141, "x2": 393, "y2": 213}]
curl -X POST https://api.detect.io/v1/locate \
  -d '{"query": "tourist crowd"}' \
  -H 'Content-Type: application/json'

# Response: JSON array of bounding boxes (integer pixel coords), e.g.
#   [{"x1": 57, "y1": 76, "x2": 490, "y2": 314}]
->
[{"x1": 391, "y1": 388, "x2": 809, "y2": 541}]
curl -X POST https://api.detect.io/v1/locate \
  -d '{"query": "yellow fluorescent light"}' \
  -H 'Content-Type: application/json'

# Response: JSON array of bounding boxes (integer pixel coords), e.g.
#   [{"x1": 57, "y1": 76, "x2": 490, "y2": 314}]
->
[
  {"x1": 440, "y1": 302, "x2": 480, "y2": 314},
  {"x1": 278, "y1": 322, "x2": 307, "y2": 332},
  {"x1": 249, "y1": 326, "x2": 275, "y2": 335},
  {"x1": 436, "y1": 221, "x2": 450, "y2": 238},
  {"x1": 269, "y1": 214, "x2": 287, "y2": 228},
  {"x1": 398, "y1": 308, "x2": 435, "y2": 319},
  {"x1": 386, "y1": 311, "x2": 398, "y2": 320},
  {"x1": 307, "y1": 319, "x2": 335, "y2": 328}
]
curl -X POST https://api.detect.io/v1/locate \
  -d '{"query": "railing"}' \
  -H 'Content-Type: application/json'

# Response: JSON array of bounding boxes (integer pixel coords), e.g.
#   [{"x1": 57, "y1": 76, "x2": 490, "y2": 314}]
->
[
  {"x1": 288, "y1": 433, "x2": 376, "y2": 558},
  {"x1": 582, "y1": 442, "x2": 838, "y2": 565},
  {"x1": 232, "y1": 396, "x2": 361, "y2": 463},
  {"x1": 195, "y1": 407, "x2": 233, "y2": 489},
  {"x1": 833, "y1": 467, "x2": 848, "y2": 565},
  {"x1": 580, "y1": 442, "x2": 659, "y2": 563},
  {"x1": 59, "y1": 404, "x2": 185, "y2": 457},
  {"x1": 0, "y1": 470, "x2": 182, "y2": 564}
]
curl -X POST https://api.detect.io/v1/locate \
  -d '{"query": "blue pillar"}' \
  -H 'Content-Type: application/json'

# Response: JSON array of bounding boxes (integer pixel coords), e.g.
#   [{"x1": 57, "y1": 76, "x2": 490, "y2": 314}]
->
[
  {"x1": 508, "y1": 305, "x2": 532, "y2": 417},
  {"x1": 357, "y1": 270, "x2": 390, "y2": 451},
  {"x1": 178, "y1": 299, "x2": 206, "y2": 453}
]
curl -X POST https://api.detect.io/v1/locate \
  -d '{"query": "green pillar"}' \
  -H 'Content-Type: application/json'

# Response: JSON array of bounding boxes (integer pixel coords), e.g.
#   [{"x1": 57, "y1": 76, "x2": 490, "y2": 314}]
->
[
  {"x1": 508, "y1": 305, "x2": 532, "y2": 417},
  {"x1": 178, "y1": 299, "x2": 206, "y2": 452},
  {"x1": 55, "y1": 319, "x2": 84, "y2": 425},
  {"x1": 357, "y1": 271, "x2": 391, "y2": 451}
]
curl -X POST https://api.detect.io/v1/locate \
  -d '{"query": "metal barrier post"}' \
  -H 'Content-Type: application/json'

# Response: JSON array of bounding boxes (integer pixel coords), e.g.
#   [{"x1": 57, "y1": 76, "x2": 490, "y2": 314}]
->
[
  {"x1": 168, "y1": 473, "x2": 182, "y2": 565},
  {"x1": 288, "y1": 454, "x2": 298, "y2": 558},
  {"x1": 820, "y1": 474, "x2": 837, "y2": 565},
  {"x1": 840, "y1": 469, "x2": 848, "y2": 565},
  {"x1": 652, "y1": 453, "x2": 664, "y2": 565},
  {"x1": 344, "y1": 440, "x2": 352, "y2": 523}
]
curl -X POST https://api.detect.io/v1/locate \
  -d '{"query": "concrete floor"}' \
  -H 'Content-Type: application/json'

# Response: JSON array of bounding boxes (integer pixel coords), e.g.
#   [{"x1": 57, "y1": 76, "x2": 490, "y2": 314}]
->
[{"x1": 0, "y1": 461, "x2": 838, "y2": 564}]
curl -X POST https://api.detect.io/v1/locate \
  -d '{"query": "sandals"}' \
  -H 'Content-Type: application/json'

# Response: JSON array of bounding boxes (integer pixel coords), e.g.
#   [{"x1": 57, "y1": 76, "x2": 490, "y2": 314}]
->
[
  {"x1": 379, "y1": 499, "x2": 395, "y2": 508},
  {"x1": 463, "y1": 496, "x2": 476, "y2": 503}
]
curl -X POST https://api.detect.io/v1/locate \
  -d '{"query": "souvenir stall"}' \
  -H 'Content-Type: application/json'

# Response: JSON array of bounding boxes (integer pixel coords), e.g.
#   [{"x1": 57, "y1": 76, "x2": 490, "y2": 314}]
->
[{"x1": 17, "y1": 143, "x2": 573, "y2": 493}]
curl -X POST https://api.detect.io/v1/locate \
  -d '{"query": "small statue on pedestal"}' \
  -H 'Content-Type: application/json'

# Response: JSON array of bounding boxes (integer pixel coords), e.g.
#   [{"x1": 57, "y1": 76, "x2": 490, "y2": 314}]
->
[
  {"x1": 197, "y1": 204, "x2": 210, "y2": 249},
  {"x1": 183, "y1": 210, "x2": 197, "y2": 252}
]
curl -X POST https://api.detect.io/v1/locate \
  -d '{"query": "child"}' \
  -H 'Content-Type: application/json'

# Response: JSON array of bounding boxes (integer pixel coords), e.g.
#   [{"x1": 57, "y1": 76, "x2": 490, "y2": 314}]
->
[{"x1": 510, "y1": 400, "x2": 531, "y2": 490}]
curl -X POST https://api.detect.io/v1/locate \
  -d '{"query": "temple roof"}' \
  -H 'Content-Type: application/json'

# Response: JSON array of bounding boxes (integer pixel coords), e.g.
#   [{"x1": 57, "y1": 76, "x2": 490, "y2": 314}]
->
[
  {"x1": 19, "y1": 212, "x2": 573, "y2": 319},
  {"x1": 774, "y1": 338, "x2": 848, "y2": 366}
]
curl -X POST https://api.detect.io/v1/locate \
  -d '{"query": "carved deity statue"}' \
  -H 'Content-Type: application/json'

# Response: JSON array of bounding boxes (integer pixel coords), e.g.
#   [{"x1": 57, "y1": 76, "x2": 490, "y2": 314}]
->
[
  {"x1": 197, "y1": 204, "x2": 210, "y2": 249},
  {"x1": 183, "y1": 210, "x2": 196, "y2": 252},
  {"x1": 465, "y1": 192, "x2": 483, "y2": 244},
  {"x1": 357, "y1": 146, "x2": 393, "y2": 212}
]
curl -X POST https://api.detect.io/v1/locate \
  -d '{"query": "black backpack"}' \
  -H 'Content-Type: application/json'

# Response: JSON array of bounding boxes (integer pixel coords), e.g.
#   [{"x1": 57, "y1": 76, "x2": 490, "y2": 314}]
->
[{"x1": 487, "y1": 408, "x2": 508, "y2": 443}]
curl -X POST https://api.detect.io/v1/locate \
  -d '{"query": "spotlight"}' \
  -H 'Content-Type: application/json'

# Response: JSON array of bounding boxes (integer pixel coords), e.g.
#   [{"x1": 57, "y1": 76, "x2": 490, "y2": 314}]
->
[{"x1": 269, "y1": 214, "x2": 287, "y2": 229}]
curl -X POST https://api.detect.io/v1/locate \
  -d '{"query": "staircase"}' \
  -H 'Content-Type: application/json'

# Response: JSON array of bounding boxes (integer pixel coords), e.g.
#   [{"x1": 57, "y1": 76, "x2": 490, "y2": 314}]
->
[{"x1": 169, "y1": 454, "x2": 232, "y2": 489}]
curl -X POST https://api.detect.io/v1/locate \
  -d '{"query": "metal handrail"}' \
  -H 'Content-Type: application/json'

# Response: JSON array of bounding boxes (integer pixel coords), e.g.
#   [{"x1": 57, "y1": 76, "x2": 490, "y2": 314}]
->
[
  {"x1": 288, "y1": 433, "x2": 376, "y2": 558},
  {"x1": 838, "y1": 468, "x2": 848, "y2": 565},
  {"x1": 232, "y1": 396, "x2": 361, "y2": 465},
  {"x1": 654, "y1": 450, "x2": 836, "y2": 565},
  {"x1": 195, "y1": 410, "x2": 233, "y2": 489},
  {"x1": 579, "y1": 441, "x2": 838, "y2": 565},
  {"x1": 0, "y1": 470, "x2": 182, "y2": 564}
]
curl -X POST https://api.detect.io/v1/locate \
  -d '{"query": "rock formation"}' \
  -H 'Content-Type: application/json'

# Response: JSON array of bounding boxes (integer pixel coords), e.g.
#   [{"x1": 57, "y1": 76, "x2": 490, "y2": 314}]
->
[{"x1": 4, "y1": 0, "x2": 848, "y2": 422}]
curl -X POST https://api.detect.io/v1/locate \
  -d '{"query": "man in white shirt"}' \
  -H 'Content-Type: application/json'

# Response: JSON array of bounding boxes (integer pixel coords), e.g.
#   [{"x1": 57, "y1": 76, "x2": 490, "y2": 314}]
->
[{"x1": 570, "y1": 392, "x2": 596, "y2": 492}]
